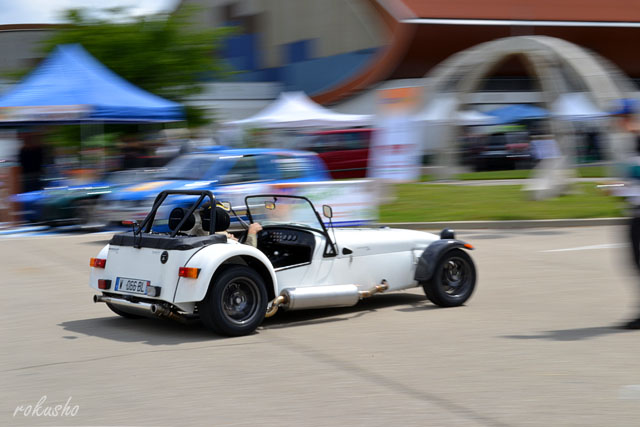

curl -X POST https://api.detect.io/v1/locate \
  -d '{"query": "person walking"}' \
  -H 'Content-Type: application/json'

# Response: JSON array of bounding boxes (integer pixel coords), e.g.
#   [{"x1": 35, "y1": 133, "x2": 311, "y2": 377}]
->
[
  {"x1": 18, "y1": 131, "x2": 44, "y2": 193},
  {"x1": 612, "y1": 98, "x2": 640, "y2": 329}
]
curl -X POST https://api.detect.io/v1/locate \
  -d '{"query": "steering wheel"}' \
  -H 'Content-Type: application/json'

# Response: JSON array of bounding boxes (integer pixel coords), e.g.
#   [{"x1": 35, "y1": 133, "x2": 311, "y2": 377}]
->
[
  {"x1": 257, "y1": 229, "x2": 269, "y2": 242},
  {"x1": 238, "y1": 228, "x2": 249, "y2": 244}
]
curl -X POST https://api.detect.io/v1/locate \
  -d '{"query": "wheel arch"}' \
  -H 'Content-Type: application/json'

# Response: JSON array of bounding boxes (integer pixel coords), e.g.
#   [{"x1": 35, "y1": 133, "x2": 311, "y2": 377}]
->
[
  {"x1": 173, "y1": 245, "x2": 277, "y2": 304},
  {"x1": 414, "y1": 239, "x2": 474, "y2": 283},
  {"x1": 218, "y1": 255, "x2": 276, "y2": 301}
]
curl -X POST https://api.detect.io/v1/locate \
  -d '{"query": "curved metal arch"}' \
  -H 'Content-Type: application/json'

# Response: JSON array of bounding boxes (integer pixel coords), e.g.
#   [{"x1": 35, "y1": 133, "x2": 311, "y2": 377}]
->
[
  {"x1": 418, "y1": 35, "x2": 635, "y2": 177},
  {"x1": 423, "y1": 35, "x2": 631, "y2": 110}
]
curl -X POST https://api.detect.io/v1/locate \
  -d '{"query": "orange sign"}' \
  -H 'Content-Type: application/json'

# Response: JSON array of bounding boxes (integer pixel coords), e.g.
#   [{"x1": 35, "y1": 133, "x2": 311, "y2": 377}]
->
[{"x1": 377, "y1": 87, "x2": 422, "y2": 115}]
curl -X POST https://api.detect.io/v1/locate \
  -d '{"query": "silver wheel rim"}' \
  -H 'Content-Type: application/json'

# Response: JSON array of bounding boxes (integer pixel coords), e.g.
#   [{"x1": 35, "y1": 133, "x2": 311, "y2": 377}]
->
[
  {"x1": 221, "y1": 277, "x2": 260, "y2": 325},
  {"x1": 441, "y1": 256, "x2": 472, "y2": 296}
]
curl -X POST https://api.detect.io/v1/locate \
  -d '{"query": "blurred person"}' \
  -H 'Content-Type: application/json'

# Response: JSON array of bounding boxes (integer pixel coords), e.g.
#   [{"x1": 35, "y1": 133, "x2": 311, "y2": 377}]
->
[
  {"x1": 584, "y1": 125, "x2": 602, "y2": 162},
  {"x1": 18, "y1": 130, "x2": 45, "y2": 192},
  {"x1": 611, "y1": 98, "x2": 640, "y2": 329},
  {"x1": 121, "y1": 136, "x2": 147, "y2": 170},
  {"x1": 189, "y1": 202, "x2": 262, "y2": 248},
  {"x1": 530, "y1": 133, "x2": 560, "y2": 164},
  {"x1": 0, "y1": 161, "x2": 9, "y2": 225},
  {"x1": 524, "y1": 129, "x2": 570, "y2": 200}
]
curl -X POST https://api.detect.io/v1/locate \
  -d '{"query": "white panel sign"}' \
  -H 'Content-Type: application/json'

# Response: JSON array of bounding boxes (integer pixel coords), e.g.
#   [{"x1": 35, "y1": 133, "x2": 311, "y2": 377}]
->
[
  {"x1": 368, "y1": 116, "x2": 421, "y2": 182},
  {"x1": 267, "y1": 180, "x2": 379, "y2": 226}
]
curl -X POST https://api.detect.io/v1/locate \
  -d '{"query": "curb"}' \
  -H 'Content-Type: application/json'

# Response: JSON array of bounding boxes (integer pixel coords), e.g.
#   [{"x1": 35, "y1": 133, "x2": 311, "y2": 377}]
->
[{"x1": 376, "y1": 217, "x2": 629, "y2": 230}]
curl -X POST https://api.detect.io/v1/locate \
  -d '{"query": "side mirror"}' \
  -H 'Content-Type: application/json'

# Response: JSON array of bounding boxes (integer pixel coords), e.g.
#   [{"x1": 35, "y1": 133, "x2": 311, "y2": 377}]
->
[
  {"x1": 265, "y1": 201, "x2": 276, "y2": 210},
  {"x1": 218, "y1": 201, "x2": 231, "y2": 211},
  {"x1": 322, "y1": 205, "x2": 333, "y2": 219}
]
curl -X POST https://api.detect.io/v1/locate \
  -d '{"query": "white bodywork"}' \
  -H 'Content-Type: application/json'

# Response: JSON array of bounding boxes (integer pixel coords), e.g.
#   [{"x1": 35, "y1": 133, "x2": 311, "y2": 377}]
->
[
  {"x1": 89, "y1": 226, "x2": 439, "y2": 314},
  {"x1": 275, "y1": 228, "x2": 435, "y2": 292}
]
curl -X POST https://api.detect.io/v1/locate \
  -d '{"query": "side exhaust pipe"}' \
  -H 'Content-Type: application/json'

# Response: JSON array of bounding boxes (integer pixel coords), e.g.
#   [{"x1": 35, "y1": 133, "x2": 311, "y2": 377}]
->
[
  {"x1": 358, "y1": 280, "x2": 389, "y2": 299},
  {"x1": 264, "y1": 280, "x2": 389, "y2": 318}
]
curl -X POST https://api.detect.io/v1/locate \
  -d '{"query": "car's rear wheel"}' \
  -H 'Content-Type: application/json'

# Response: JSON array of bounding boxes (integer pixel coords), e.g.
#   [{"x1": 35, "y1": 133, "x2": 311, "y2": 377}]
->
[
  {"x1": 199, "y1": 265, "x2": 267, "y2": 336},
  {"x1": 106, "y1": 302, "x2": 146, "y2": 319},
  {"x1": 422, "y1": 249, "x2": 476, "y2": 307}
]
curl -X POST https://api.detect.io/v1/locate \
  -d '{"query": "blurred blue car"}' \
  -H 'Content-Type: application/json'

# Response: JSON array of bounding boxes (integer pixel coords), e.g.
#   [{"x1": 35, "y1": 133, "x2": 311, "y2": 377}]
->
[
  {"x1": 96, "y1": 148, "x2": 330, "y2": 226},
  {"x1": 13, "y1": 168, "x2": 159, "y2": 225}
]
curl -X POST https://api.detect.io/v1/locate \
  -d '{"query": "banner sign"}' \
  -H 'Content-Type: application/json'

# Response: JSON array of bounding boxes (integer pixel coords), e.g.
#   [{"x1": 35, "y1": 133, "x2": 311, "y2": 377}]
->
[
  {"x1": 368, "y1": 87, "x2": 422, "y2": 182},
  {"x1": 216, "y1": 180, "x2": 380, "y2": 227},
  {"x1": 0, "y1": 105, "x2": 90, "y2": 122}
]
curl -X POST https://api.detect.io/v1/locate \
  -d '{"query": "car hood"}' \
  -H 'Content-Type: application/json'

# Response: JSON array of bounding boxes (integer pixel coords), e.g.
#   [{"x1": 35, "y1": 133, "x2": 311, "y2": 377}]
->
[
  {"x1": 333, "y1": 228, "x2": 438, "y2": 256},
  {"x1": 10, "y1": 190, "x2": 43, "y2": 204},
  {"x1": 104, "y1": 180, "x2": 213, "y2": 201}
]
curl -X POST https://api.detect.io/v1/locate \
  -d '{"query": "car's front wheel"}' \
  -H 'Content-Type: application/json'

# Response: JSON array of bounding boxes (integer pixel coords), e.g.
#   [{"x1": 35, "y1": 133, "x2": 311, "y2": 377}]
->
[
  {"x1": 199, "y1": 265, "x2": 267, "y2": 336},
  {"x1": 422, "y1": 249, "x2": 476, "y2": 307}
]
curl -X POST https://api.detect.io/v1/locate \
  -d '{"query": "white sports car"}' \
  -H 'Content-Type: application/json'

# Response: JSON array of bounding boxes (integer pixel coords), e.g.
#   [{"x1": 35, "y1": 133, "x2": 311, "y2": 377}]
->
[{"x1": 89, "y1": 190, "x2": 476, "y2": 336}]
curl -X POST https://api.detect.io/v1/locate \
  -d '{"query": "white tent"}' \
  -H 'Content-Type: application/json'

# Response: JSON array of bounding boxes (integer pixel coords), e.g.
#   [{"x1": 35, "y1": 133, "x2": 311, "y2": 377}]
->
[
  {"x1": 413, "y1": 96, "x2": 456, "y2": 123},
  {"x1": 227, "y1": 91, "x2": 372, "y2": 128},
  {"x1": 456, "y1": 110, "x2": 499, "y2": 126},
  {"x1": 551, "y1": 93, "x2": 608, "y2": 121},
  {"x1": 413, "y1": 96, "x2": 497, "y2": 125}
]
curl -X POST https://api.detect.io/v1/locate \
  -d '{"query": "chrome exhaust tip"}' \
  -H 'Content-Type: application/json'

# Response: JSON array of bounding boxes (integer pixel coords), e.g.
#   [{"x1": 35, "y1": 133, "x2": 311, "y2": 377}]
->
[
  {"x1": 150, "y1": 304, "x2": 189, "y2": 324},
  {"x1": 150, "y1": 304, "x2": 167, "y2": 316}
]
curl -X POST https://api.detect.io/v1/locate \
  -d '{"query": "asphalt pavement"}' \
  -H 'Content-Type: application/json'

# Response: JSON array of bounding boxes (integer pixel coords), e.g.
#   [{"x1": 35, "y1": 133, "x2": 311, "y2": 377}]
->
[{"x1": 2, "y1": 225, "x2": 640, "y2": 426}]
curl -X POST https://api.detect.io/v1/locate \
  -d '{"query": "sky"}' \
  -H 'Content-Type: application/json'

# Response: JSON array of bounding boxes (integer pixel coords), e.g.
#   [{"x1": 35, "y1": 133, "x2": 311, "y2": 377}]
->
[{"x1": 0, "y1": 0, "x2": 180, "y2": 25}]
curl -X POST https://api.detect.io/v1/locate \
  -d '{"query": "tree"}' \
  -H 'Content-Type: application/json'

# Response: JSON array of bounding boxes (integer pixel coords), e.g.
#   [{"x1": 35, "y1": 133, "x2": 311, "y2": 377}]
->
[{"x1": 41, "y1": 6, "x2": 234, "y2": 128}]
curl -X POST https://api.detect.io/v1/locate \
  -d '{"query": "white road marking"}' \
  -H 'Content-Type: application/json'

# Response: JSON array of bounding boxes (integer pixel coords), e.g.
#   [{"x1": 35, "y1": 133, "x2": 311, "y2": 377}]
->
[
  {"x1": 542, "y1": 243, "x2": 626, "y2": 253},
  {"x1": 619, "y1": 385, "x2": 640, "y2": 400}
]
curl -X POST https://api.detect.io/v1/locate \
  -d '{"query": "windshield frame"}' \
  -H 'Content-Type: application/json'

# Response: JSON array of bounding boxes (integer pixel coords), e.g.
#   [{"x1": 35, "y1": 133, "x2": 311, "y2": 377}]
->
[{"x1": 244, "y1": 194, "x2": 337, "y2": 257}]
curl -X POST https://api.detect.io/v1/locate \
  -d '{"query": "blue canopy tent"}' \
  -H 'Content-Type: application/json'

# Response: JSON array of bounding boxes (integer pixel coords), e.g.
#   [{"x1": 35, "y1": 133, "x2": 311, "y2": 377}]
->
[
  {"x1": 485, "y1": 104, "x2": 548, "y2": 125},
  {"x1": 0, "y1": 44, "x2": 184, "y2": 124}
]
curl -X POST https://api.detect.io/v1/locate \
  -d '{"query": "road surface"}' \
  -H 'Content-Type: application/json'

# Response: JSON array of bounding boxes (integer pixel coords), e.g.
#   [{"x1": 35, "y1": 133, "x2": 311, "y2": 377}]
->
[{"x1": 2, "y1": 226, "x2": 640, "y2": 426}]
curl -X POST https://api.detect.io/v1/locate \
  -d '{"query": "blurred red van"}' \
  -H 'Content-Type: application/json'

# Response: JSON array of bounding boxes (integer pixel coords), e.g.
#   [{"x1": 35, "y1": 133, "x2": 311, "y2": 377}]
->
[{"x1": 296, "y1": 128, "x2": 374, "y2": 179}]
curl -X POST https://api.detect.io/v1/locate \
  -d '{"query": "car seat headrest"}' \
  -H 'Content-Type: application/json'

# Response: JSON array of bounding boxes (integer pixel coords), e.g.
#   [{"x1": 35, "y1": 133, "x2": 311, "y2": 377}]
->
[
  {"x1": 199, "y1": 203, "x2": 230, "y2": 232},
  {"x1": 168, "y1": 207, "x2": 195, "y2": 232},
  {"x1": 214, "y1": 206, "x2": 230, "y2": 232}
]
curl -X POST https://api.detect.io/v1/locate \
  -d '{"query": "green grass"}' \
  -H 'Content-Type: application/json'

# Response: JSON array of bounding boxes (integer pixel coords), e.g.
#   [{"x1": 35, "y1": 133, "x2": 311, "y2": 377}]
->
[
  {"x1": 420, "y1": 166, "x2": 610, "y2": 182},
  {"x1": 379, "y1": 182, "x2": 625, "y2": 222},
  {"x1": 575, "y1": 166, "x2": 609, "y2": 178},
  {"x1": 455, "y1": 169, "x2": 533, "y2": 180}
]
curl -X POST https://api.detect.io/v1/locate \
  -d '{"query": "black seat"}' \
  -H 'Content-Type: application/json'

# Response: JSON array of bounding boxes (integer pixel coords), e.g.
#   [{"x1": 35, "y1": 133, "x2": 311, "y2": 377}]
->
[{"x1": 169, "y1": 204, "x2": 230, "y2": 234}]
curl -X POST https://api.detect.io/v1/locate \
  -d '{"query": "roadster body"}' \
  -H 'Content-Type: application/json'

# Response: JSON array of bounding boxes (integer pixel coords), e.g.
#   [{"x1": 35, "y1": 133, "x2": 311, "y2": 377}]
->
[{"x1": 89, "y1": 190, "x2": 476, "y2": 336}]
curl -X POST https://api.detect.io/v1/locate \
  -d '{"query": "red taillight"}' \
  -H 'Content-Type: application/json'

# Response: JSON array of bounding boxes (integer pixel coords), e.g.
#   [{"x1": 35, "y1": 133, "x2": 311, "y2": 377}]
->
[
  {"x1": 179, "y1": 267, "x2": 200, "y2": 279},
  {"x1": 98, "y1": 279, "x2": 111, "y2": 290},
  {"x1": 90, "y1": 258, "x2": 107, "y2": 268}
]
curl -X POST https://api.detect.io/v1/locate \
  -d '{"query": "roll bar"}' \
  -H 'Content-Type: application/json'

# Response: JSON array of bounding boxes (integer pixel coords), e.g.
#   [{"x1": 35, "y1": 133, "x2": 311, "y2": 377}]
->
[{"x1": 136, "y1": 190, "x2": 217, "y2": 237}]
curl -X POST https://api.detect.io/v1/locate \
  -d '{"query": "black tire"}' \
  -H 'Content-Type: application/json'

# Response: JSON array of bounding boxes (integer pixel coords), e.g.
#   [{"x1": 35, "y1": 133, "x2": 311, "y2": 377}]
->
[
  {"x1": 422, "y1": 249, "x2": 476, "y2": 307},
  {"x1": 106, "y1": 302, "x2": 146, "y2": 319},
  {"x1": 74, "y1": 198, "x2": 96, "y2": 225},
  {"x1": 199, "y1": 265, "x2": 267, "y2": 336}
]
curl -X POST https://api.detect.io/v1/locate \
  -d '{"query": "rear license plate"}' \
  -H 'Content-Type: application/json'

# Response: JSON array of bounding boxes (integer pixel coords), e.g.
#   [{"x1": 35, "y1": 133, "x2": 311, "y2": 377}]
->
[{"x1": 116, "y1": 277, "x2": 149, "y2": 295}]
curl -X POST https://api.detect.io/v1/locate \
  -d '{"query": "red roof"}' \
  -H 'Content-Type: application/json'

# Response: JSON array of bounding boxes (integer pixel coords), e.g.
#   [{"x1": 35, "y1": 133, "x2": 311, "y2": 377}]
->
[{"x1": 398, "y1": 0, "x2": 640, "y2": 23}]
